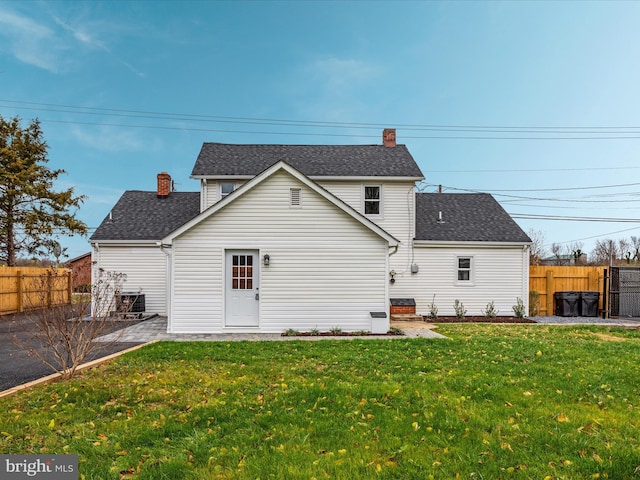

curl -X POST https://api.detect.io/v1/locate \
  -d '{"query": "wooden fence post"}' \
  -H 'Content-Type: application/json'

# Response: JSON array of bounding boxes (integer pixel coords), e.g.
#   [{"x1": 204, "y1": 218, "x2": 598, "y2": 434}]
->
[
  {"x1": 546, "y1": 270, "x2": 554, "y2": 316},
  {"x1": 17, "y1": 270, "x2": 23, "y2": 313},
  {"x1": 588, "y1": 270, "x2": 599, "y2": 292},
  {"x1": 67, "y1": 270, "x2": 73, "y2": 305},
  {"x1": 47, "y1": 271, "x2": 53, "y2": 308}
]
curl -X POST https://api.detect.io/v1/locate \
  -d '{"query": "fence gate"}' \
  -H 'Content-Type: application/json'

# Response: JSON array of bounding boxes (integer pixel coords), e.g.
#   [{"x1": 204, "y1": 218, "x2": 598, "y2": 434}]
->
[{"x1": 609, "y1": 267, "x2": 640, "y2": 318}]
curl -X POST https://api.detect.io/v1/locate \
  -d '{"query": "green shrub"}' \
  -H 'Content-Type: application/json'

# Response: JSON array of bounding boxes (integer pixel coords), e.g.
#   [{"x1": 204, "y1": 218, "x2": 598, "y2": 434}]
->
[
  {"x1": 512, "y1": 297, "x2": 526, "y2": 318},
  {"x1": 483, "y1": 301, "x2": 499, "y2": 318},
  {"x1": 454, "y1": 299, "x2": 466, "y2": 319},
  {"x1": 428, "y1": 294, "x2": 438, "y2": 319}
]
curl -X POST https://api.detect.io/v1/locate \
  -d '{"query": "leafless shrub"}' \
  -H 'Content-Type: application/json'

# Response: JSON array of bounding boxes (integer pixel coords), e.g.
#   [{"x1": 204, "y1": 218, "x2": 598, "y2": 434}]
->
[{"x1": 12, "y1": 269, "x2": 132, "y2": 379}]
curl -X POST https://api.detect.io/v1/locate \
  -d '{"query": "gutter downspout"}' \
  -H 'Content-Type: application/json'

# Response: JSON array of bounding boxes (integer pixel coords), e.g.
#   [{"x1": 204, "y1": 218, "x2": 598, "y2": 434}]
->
[
  {"x1": 160, "y1": 243, "x2": 172, "y2": 332},
  {"x1": 91, "y1": 242, "x2": 99, "y2": 317},
  {"x1": 384, "y1": 243, "x2": 400, "y2": 332},
  {"x1": 523, "y1": 244, "x2": 530, "y2": 315}
]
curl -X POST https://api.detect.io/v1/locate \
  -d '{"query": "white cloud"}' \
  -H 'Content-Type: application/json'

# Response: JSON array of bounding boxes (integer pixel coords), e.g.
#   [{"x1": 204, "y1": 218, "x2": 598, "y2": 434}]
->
[
  {"x1": 0, "y1": 8, "x2": 65, "y2": 73},
  {"x1": 51, "y1": 13, "x2": 107, "y2": 51},
  {"x1": 0, "y1": 5, "x2": 144, "y2": 76},
  {"x1": 310, "y1": 57, "x2": 381, "y2": 89},
  {"x1": 284, "y1": 56, "x2": 383, "y2": 125},
  {"x1": 70, "y1": 126, "x2": 148, "y2": 152}
]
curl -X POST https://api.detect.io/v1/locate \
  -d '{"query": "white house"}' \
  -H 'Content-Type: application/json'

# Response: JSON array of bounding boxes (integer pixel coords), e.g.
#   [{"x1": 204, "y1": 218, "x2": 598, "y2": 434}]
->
[{"x1": 90, "y1": 129, "x2": 531, "y2": 333}]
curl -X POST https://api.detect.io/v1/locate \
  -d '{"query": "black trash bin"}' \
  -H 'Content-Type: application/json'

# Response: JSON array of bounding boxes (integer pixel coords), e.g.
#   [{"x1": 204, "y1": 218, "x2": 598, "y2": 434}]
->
[
  {"x1": 554, "y1": 291, "x2": 580, "y2": 316},
  {"x1": 580, "y1": 291, "x2": 599, "y2": 317}
]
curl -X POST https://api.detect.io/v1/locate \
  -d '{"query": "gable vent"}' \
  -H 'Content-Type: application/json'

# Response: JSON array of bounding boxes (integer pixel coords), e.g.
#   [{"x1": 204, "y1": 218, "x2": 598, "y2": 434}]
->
[{"x1": 290, "y1": 188, "x2": 301, "y2": 207}]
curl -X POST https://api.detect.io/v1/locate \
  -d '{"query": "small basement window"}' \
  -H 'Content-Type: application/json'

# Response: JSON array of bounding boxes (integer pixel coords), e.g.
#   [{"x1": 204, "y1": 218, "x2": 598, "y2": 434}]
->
[
  {"x1": 364, "y1": 185, "x2": 381, "y2": 215},
  {"x1": 290, "y1": 188, "x2": 301, "y2": 207}
]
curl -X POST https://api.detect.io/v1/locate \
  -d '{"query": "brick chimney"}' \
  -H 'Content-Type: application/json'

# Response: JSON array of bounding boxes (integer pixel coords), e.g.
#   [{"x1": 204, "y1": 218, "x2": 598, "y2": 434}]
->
[
  {"x1": 383, "y1": 128, "x2": 396, "y2": 147},
  {"x1": 157, "y1": 172, "x2": 171, "y2": 197}
]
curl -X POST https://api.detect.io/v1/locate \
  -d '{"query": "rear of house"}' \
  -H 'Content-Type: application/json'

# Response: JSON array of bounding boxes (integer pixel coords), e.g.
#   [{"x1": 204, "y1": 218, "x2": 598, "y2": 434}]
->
[
  {"x1": 90, "y1": 130, "x2": 531, "y2": 332},
  {"x1": 164, "y1": 163, "x2": 396, "y2": 333}
]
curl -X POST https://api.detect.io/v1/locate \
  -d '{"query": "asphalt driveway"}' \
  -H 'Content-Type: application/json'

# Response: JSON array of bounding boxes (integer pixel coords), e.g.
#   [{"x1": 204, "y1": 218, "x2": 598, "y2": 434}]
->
[{"x1": 0, "y1": 311, "x2": 143, "y2": 392}]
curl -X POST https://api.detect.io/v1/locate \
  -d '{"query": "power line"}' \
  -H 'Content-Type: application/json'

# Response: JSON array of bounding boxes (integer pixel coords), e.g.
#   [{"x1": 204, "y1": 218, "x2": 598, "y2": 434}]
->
[
  {"x1": 4, "y1": 99, "x2": 640, "y2": 140},
  {"x1": 542, "y1": 226, "x2": 640, "y2": 247},
  {"x1": 499, "y1": 202, "x2": 640, "y2": 211},
  {"x1": 424, "y1": 166, "x2": 640, "y2": 173},
  {"x1": 510, "y1": 213, "x2": 640, "y2": 222},
  {"x1": 433, "y1": 184, "x2": 640, "y2": 203},
  {"x1": 5, "y1": 98, "x2": 640, "y2": 130},
  {"x1": 425, "y1": 181, "x2": 640, "y2": 193}
]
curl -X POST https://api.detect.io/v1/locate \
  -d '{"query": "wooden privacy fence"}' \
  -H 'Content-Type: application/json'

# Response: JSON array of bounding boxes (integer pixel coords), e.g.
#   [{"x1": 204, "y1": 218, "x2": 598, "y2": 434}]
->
[
  {"x1": 529, "y1": 266, "x2": 606, "y2": 316},
  {"x1": 0, "y1": 267, "x2": 72, "y2": 315}
]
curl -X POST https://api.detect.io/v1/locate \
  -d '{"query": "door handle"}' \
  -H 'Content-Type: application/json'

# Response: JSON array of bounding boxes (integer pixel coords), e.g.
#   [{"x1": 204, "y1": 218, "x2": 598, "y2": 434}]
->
[{"x1": 255, "y1": 288, "x2": 259, "y2": 300}]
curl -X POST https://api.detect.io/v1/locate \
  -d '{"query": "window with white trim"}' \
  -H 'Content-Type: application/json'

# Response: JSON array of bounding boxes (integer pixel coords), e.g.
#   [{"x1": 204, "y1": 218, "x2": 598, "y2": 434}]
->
[
  {"x1": 457, "y1": 256, "x2": 472, "y2": 283},
  {"x1": 364, "y1": 185, "x2": 381, "y2": 215},
  {"x1": 220, "y1": 182, "x2": 235, "y2": 199}
]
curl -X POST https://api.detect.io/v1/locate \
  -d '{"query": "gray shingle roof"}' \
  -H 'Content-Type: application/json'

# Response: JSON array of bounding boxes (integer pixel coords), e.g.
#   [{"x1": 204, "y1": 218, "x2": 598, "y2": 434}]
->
[
  {"x1": 415, "y1": 193, "x2": 532, "y2": 243},
  {"x1": 90, "y1": 191, "x2": 200, "y2": 241},
  {"x1": 191, "y1": 143, "x2": 424, "y2": 178}
]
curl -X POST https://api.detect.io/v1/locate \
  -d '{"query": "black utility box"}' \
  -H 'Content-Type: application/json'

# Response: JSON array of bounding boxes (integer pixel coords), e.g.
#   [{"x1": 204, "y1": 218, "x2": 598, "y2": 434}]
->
[
  {"x1": 580, "y1": 291, "x2": 599, "y2": 317},
  {"x1": 554, "y1": 291, "x2": 580, "y2": 317}
]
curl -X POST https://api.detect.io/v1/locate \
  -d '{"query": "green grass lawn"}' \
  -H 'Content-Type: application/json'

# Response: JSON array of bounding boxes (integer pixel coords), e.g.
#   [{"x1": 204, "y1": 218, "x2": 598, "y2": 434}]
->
[{"x1": 1, "y1": 324, "x2": 639, "y2": 479}]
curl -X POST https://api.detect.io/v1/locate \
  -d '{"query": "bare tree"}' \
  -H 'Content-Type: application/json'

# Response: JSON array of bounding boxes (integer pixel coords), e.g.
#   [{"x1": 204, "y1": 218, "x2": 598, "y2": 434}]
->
[
  {"x1": 631, "y1": 236, "x2": 640, "y2": 261},
  {"x1": 550, "y1": 243, "x2": 567, "y2": 265},
  {"x1": 591, "y1": 239, "x2": 619, "y2": 265},
  {"x1": 527, "y1": 229, "x2": 547, "y2": 266},
  {"x1": 12, "y1": 269, "x2": 133, "y2": 379}
]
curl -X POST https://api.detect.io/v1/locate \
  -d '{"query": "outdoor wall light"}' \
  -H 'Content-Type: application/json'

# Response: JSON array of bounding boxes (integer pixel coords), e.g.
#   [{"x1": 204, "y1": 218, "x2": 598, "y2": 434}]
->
[
  {"x1": 389, "y1": 270, "x2": 396, "y2": 284},
  {"x1": 263, "y1": 254, "x2": 270, "y2": 266}
]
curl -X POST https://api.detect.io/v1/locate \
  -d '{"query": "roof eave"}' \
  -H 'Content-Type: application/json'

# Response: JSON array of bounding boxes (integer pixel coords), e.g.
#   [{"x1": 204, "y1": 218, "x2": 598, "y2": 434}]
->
[
  {"x1": 191, "y1": 174, "x2": 424, "y2": 182},
  {"x1": 413, "y1": 240, "x2": 532, "y2": 248},
  {"x1": 90, "y1": 239, "x2": 161, "y2": 246},
  {"x1": 191, "y1": 174, "x2": 254, "y2": 180}
]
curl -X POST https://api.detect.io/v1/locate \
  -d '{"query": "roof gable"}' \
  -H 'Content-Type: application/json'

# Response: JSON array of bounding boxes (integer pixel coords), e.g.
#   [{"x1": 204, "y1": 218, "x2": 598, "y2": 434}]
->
[
  {"x1": 415, "y1": 193, "x2": 532, "y2": 243},
  {"x1": 191, "y1": 143, "x2": 424, "y2": 179},
  {"x1": 164, "y1": 161, "x2": 399, "y2": 245},
  {"x1": 90, "y1": 191, "x2": 200, "y2": 242}
]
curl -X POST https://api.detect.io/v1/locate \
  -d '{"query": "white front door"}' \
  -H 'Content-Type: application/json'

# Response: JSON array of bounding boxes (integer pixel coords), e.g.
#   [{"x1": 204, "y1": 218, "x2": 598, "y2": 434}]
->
[{"x1": 225, "y1": 250, "x2": 259, "y2": 327}]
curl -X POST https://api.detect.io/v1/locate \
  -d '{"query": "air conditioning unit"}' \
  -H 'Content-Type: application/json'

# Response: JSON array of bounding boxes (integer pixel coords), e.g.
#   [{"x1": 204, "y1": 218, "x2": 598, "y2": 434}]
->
[{"x1": 118, "y1": 292, "x2": 145, "y2": 313}]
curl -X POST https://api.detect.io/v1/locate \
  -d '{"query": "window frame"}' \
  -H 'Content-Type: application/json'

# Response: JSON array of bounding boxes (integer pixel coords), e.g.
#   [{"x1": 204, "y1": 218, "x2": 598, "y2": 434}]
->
[
  {"x1": 363, "y1": 184, "x2": 383, "y2": 217},
  {"x1": 455, "y1": 256, "x2": 474, "y2": 285},
  {"x1": 220, "y1": 182, "x2": 235, "y2": 199}
]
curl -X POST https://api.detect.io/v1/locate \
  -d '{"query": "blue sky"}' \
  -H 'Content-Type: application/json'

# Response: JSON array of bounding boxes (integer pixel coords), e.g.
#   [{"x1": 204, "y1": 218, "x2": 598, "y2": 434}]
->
[{"x1": 1, "y1": 0, "x2": 640, "y2": 261}]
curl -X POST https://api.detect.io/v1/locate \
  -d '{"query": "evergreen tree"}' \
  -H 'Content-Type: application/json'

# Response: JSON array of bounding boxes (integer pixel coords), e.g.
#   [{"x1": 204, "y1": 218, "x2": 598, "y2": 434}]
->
[{"x1": 0, "y1": 115, "x2": 87, "y2": 266}]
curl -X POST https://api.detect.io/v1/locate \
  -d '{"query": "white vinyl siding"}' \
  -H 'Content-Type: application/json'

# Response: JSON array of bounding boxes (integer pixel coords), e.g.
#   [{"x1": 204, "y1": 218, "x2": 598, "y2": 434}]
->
[
  {"x1": 170, "y1": 170, "x2": 389, "y2": 333},
  {"x1": 390, "y1": 245, "x2": 528, "y2": 317},
  {"x1": 92, "y1": 245, "x2": 167, "y2": 315},
  {"x1": 317, "y1": 180, "x2": 415, "y2": 276},
  {"x1": 202, "y1": 179, "x2": 247, "y2": 210}
]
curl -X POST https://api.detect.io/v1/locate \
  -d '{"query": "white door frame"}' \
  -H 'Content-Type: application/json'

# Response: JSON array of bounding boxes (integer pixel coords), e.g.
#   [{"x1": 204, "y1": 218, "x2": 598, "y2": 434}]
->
[{"x1": 224, "y1": 249, "x2": 260, "y2": 327}]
